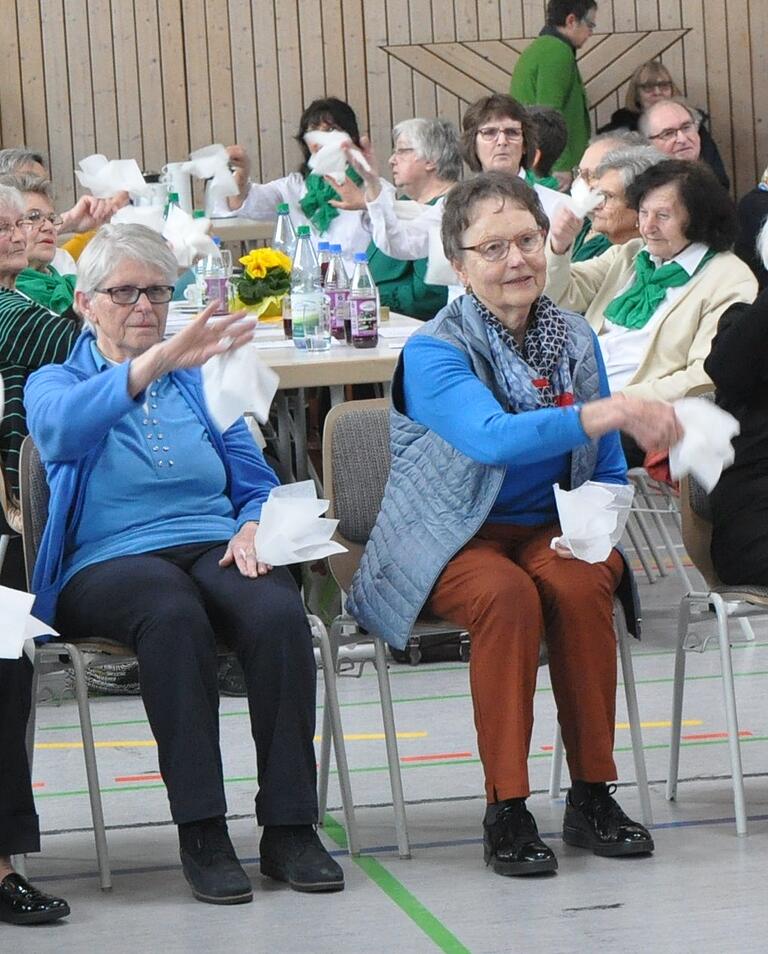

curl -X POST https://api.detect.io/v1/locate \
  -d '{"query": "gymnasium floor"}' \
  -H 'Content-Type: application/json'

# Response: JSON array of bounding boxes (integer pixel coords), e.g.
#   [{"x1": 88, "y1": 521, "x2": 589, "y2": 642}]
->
[{"x1": 9, "y1": 560, "x2": 768, "y2": 953}]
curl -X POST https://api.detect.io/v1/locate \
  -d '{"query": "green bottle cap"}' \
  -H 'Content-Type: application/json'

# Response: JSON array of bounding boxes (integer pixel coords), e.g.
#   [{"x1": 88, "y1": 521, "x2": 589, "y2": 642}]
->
[
  {"x1": 168, "y1": 192, "x2": 180, "y2": 203},
  {"x1": 276, "y1": 202, "x2": 290, "y2": 214},
  {"x1": 192, "y1": 209, "x2": 206, "y2": 218},
  {"x1": 296, "y1": 225, "x2": 310, "y2": 236}
]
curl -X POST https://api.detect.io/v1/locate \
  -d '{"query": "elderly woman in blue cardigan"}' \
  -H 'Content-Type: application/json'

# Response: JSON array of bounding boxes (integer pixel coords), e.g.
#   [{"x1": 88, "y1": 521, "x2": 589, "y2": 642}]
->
[
  {"x1": 349, "y1": 174, "x2": 681, "y2": 877},
  {"x1": 24, "y1": 224, "x2": 343, "y2": 905}
]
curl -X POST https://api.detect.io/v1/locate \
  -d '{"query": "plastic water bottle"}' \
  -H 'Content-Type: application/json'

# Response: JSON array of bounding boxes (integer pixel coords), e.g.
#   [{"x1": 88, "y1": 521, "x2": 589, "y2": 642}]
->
[
  {"x1": 201, "y1": 237, "x2": 230, "y2": 314},
  {"x1": 348, "y1": 252, "x2": 379, "y2": 348},
  {"x1": 325, "y1": 244, "x2": 349, "y2": 341},
  {"x1": 290, "y1": 225, "x2": 323, "y2": 351},
  {"x1": 272, "y1": 202, "x2": 296, "y2": 258},
  {"x1": 164, "y1": 190, "x2": 180, "y2": 220},
  {"x1": 317, "y1": 241, "x2": 331, "y2": 280}
]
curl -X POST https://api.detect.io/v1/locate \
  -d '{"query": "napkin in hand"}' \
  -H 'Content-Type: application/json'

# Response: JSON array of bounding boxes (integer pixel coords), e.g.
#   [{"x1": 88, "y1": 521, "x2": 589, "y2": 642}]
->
[
  {"x1": 669, "y1": 397, "x2": 739, "y2": 492},
  {"x1": 551, "y1": 481, "x2": 635, "y2": 564},
  {"x1": 201, "y1": 341, "x2": 279, "y2": 432},
  {"x1": 181, "y1": 144, "x2": 239, "y2": 205},
  {"x1": 304, "y1": 130, "x2": 371, "y2": 186},
  {"x1": 568, "y1": 177, "x2": 605, "y2": 219},
  {"x1": 255, "y1": 481, "x2": 348, "y2": 566},
  {"x1": 0, "y1": 585, "x2": 58, "y2": 659},
  {"x1": 163, "y1": 204, "x2": 217, "y2": 268},
  {"x1": 75, "y1": 154, "x2": 150, "y2": 199},
  {"x1": 111, "y1": 203, "x2": 166, "y2": 232}
]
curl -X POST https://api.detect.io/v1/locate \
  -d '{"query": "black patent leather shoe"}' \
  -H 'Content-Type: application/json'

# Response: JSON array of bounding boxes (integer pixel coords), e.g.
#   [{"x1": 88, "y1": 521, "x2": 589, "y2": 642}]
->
[
  {"x1": 483, "y1": 801, "x2": 558, "y2": 876},
  {"x1": 0, "y1": 873, "x2": 70, "y2": 925},
  {"x1": 562, "y1": 783, "x2": 654, "y2": 857},
  {"x1": 260, "y1": 825, "x2": 344, "y2": 892},
  {"x1": 178, "y1": 817, "x2": 253, "y2": 904}
]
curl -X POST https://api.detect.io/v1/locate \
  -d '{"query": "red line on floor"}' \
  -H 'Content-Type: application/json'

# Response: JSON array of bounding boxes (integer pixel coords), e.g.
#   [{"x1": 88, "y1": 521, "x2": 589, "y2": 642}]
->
[
  {"x1": 32, "y1": 782, "x2": 45, "y2": 789},
  {"x1": 115, "y1": 773, "x2": 163, "y2": 783},
  {"x1": 681, "y1": 731, "x2": 753, "y2": 741},
  {"x1": 540, "y1": 746, "x2": 554, "y2": 751},
  {"x1": 400, "y1": 752, "x2": 473, "y2": 763}
]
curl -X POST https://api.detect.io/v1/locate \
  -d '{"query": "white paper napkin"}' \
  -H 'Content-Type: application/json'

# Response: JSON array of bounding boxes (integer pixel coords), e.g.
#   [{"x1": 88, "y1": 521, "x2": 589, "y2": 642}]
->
[
  {"x1": 551, "y1": 481, "x2": 635, "y2": 563},
  {"x1": 669, "y1": 397, "x2": 740, "y2": 492},
  {"x1": 0, "y1": 585, "x2": 59, "y2": 659},
  {"x1": 111, "y1": 204, "x2": 166, "y2": 232},
  {"x1": 255, "y1": 481, "x2": 348, "y2": 565},
  {"x1": 181, "y1": 144, "x2": 239, "y2": 205},
  {"x1": 567, "y1": 177, "x2": 604, "y2": 219},
  {"x1": 304, "y1": 130, "x2": 371, "y2": 186},
  {"x1": 163, "y1": 204, "x2": 217, "y2": 268},
  {"x1": 201, "y1": 341, "x2": 279, "y2": 431},
  {"x1": 75, "y1": 154, "x2": 150, "y2": 199}
]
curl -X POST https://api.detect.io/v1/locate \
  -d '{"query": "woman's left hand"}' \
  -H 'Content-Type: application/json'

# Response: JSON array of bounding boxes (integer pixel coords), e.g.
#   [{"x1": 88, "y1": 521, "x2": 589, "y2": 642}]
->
[
  {"x1": 219, "y1": 521, "x2": 272, "y2": 578},
  {"x1": 326, "y1": 174, "x2": 367, "y2": 211}
]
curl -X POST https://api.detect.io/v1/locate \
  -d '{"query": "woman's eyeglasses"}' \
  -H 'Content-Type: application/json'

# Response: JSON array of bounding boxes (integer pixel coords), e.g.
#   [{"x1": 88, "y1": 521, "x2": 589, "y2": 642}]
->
[
  {"x1": 20, "y1": 210, "x2": 64, "y2": 229},
  {"x1": 0, "y1": 218, "x2": 33, "y2": 238},
  {"x1": 638, "y1": 80, "x2": 673, "y2": 93},
  {"x1": 94, "y1": 285, "x2": 175, "y2": 305},
  {"x1": 476, "y1": 125, "x2": 524, "y2": 143},
  {"x1": 461, "y1": 229, "x2": 545, "y2": 262}
]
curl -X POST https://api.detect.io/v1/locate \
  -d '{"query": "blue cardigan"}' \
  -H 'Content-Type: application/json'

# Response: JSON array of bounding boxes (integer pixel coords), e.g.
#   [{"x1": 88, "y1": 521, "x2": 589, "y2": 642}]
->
[{"x1": 24, "y1": 331, "x2": 279, "y2": 624}]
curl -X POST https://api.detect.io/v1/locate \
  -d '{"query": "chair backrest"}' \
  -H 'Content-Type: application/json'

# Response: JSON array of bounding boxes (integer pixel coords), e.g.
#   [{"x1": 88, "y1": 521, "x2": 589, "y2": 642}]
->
[
  {"x1": 18, "y1": 435, "x2": 49, "y2": 589},
  {"x1": 322, "y1": 398, "x2": 390, "y2": 593}
]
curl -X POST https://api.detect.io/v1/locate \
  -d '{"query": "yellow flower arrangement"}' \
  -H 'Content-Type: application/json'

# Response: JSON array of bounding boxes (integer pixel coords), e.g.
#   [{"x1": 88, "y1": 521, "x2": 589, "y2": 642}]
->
[
  {"x1": 235, "y1": 246, "x2": 292, "y2": 319},
  {"x1": 240, "y1": 247, "x2": 292, "y2": 280}
]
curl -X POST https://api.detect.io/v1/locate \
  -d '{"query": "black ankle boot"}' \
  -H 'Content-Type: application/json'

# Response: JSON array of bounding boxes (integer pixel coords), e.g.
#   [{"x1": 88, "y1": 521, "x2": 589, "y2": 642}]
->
[
  {"x1": 260, "y1": 825, "x2": 344, "y2": 892},
  {"x1": 563, "y1": 782, "x2": 654, "y2": 857},
  {"x1": 178, "y1": 816, "x2": 253, "y2": 904},
  {"x1": 483, "y1": 799, "x2": 558, "y2": 876}
]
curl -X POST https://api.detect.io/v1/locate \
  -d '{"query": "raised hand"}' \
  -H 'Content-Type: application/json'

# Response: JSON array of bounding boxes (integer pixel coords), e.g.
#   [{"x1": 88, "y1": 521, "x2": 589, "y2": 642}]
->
[
  {"x1": 226, "y1": 145, "x2": 252, "y2": 209},
  {"x1": 549, "y1": 204, "x2": 584, "y2": 255}
]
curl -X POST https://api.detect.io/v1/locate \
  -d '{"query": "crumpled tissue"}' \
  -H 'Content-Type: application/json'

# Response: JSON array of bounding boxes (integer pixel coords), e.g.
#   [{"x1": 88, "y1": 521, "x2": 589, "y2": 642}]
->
[
  {"x1": 551, "y1": 481, "x2": 635, "y2": 563},
  {"x1": 0, "y1": 585, "x2": 58, "y2": 659},
  {"x1": 568, "y1": 177, "x2": 605, "y2": 219},
  {"x1": 202, "y1": 342, "x2": 279, "y2": 432},
  {"x1": 669, "y1": 397, "x2": 739, "y2": 492},
  {"x1": 181, "y1": 144, "x2": 239, "y2": 205},
  {"x1": 255, "y1": 481, "x2": 348, "y2": 566},
  {"x1": 111, "y1": 203, "x2": 216, "y2": 268},
  {"x1": 304, "y1": 130, "x2": 372, "y2": 186},
  {"x1": 75, "y1": 154, "x2": 150, "y2": 199}
]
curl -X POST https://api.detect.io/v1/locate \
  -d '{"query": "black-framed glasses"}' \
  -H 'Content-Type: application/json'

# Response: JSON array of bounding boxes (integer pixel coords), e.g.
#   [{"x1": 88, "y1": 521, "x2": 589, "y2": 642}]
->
[
  {"x1": 461, "y1": 229, "x2": 545, "y2": 262},
  {"x1": 94, "y1": 285, "x2": 175, "y2": 305},
  {"x1": 638, "y1": 80, "x2": 673, "y2": 93},
  {"x1": 19, "y1": 209, "x2": 64, "y2": 229},
  {"x1": 647, "y1": 119, "x2": 699, "y2": 143},
  {"x1": 476, "y1": 125, "x2": 523, "y2": 143},
  {"x1": 0, "y1": 218, "x2": 33, "y2": 238}
]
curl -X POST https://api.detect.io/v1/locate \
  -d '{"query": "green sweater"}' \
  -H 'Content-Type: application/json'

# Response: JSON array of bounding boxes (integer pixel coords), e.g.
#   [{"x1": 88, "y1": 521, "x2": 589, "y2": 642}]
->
[{"x1": 510, "y1": 32, "x2": 591, "y2": 173}]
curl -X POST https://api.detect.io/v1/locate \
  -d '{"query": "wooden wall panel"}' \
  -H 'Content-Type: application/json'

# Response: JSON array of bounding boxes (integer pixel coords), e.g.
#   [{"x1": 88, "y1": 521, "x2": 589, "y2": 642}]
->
[{"x1": 2, "y1": 1, "x2": 766, "y2": 206}]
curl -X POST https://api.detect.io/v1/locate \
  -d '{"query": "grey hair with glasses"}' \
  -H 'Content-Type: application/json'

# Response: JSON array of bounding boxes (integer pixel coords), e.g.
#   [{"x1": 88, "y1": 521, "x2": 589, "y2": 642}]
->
[
  {"x1": 637, "y1": 97, "x2": 698, "y2": 139},
  {"x1": 0, "y1": 173, "x2": 54, "y2": 201},
  {"x1": 392, "y1": 118, "x2": 463, "y2": 182},
  {"x1": 0, "y1": 148, "x2": 47, "y2": 175},
  {"x1": 594, "y1": 145, "x2": 669, "y2": 191},
  {"x1": 75, "y1": 223, "x2": 178, "y2": 296},
  {"x1": 587, "y1": 129, "x2": 647, "y2": 148},
  {"x1": 0, "y1": 183, "x2": 25, "y2": 217}
]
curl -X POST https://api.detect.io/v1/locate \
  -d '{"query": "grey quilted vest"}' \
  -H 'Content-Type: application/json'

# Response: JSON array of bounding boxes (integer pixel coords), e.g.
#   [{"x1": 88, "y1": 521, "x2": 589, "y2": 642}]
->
[{"x1": 347, "y1": 294, "x2": 614, "y2": 649}]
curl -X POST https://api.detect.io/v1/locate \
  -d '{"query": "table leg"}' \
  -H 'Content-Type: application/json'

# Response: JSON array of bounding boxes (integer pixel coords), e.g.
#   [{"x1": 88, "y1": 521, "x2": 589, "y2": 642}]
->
[{"x1": 275, "y1": 393, "x2": 294, "y2": 482}]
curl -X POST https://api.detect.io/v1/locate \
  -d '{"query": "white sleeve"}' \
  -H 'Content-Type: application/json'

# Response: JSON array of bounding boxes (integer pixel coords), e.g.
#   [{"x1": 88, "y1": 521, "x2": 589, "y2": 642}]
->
[
  {"x1": 209, "y1": 175, "x2": 295, "y2": 220},
  {"x1": 366, "y1": 187, "x2": 432, "y2": 261}
]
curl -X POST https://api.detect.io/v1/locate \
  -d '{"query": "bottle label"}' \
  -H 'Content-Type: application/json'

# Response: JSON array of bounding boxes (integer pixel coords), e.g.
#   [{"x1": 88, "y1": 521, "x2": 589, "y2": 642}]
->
[
  {"x1": 349, "y1": 296, "x2": 378, "y2": 337},
  {"x1": 291, "y1": 291, "x2": 324, "y2": 344},
  {"x1": 204, "y1": 276, "x2": 229, "y2": 312},
  {"x1": 327, "y1": 289, "x2": 349, "y2": 332}
]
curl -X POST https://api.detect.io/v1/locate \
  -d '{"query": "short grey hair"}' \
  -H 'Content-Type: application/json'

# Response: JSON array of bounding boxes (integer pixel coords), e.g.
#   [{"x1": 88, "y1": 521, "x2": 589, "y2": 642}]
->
[
  {"x1": 76, "y1": 224, "x2": 178, "y2": 295},
  {"x1": 0, "y1": 173, "x2": 54, "y2": 201},
  {"x1": 594, "y1": 145, "x2": 669, "y2": 191},
  {"x1": 0, "y1": 147, "x2": 47, "y2": 175},
  {"x1": 588, "y1": 129, "x2": 647, "y2": 148},
  {"x1": 392, "y1": 117, "x2": 463, "y2": 182},
  {"x1": 638, "y1": 97, "x2": 697, "y2": 138},
  {"x1": 0, "y1": 183, "x2": 25, "y2": 217}
]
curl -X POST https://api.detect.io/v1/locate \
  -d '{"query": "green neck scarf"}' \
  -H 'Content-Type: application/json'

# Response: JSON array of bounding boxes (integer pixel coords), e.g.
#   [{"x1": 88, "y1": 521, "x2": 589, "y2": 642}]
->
[
  {"x1": 525, "y1": 168, "x2": 560, "y2": 192},
  {"x1": 604, "y1": 248, "x2": 716, "y2": 330},
  {"x1": 15, "y1": 266, "x2": 76, "y2": 315},
  {"x1": 299, "y1": 166, "x2": 363, "y2": 235}
]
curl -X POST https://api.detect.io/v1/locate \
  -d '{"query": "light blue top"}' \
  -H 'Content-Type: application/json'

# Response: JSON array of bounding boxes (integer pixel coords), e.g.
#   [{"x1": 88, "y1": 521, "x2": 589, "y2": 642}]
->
[
  {"x1": 60, "y1": 342, "x2": 239, "y2": 584},
  {"x1": 402, "y1": 334, "x2": 625, "y2": 524}
]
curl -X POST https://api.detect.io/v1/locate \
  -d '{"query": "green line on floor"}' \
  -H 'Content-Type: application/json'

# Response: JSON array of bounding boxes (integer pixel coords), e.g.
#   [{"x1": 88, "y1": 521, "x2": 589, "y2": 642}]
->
[{"x1": 322, "y1": 814, "x2": 471, "y2": 954}]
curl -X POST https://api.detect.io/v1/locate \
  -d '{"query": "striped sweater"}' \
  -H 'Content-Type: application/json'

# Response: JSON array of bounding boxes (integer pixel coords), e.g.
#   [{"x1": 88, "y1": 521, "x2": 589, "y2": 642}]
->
[{"x1": 0, "y1": 287, "x2": 80, "y2": 499}]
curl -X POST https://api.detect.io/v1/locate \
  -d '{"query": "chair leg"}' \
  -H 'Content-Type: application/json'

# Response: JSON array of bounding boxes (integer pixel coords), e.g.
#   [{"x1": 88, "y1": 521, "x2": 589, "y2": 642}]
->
[
  {"x1": 548, "y1": 724, "x2": 565, "y2": 798},
  {"x1": 66, "y1": 644, "x2": 112, "y2": 891},
  {"x1": 631, "y1": 481, "x2": 668, "y2": 577},
  {"x1": 317, "y1": 622, "x2": 341, "y2": 826},
  {"x1": 0, "y1": 533, "x2": 9, "y2": 574},
  {"x1": 625, "y1": 515, "x2": 657, "y2": 584},
  {"x1": 638, "y1": 474, "x2": 692, "y2": 590},
  {"x1": 373, "y1": 638, "x2": 411, "y2": 859},
  {"x1": 737, "y1": 617, "x2": 756, "y2": 642},
  {"x1": 312, "y1": 621, "x2": 360, "y2": 855},
  {"x1": 711, "y1": 596, "x2": 748, "y2": 835},
  {"x1": 666, "y1": 599, "x2": 690, "y2": 803},
  {"x1": 616, "y1": 610, "x2": 653, "y2": 827}
]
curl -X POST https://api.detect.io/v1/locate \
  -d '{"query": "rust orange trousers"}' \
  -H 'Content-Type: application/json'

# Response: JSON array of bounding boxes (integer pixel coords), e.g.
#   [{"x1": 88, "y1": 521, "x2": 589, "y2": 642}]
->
[{"x1": 428, "y1": 521, "x2": 624, "y2": 803}]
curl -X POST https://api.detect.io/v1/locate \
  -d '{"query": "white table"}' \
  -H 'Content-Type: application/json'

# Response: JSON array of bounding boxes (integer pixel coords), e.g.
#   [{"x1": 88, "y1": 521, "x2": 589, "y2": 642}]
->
[{"x1": 209, "y1": 217, "x2": 273, "y2": 245}]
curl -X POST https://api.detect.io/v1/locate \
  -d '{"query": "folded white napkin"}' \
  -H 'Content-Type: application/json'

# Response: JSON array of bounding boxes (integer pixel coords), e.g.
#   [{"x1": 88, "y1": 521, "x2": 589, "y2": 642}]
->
[
  {"x1": 0, "y1": 585, "x2": 58, "y2": 659},
  {"x1": 669, "y1": 397, "x2": 739, "y2": 492},
  {"x1": 181, "y1": 144, "x2": 239, "y2": 205},
  {"x1": 75, "y1": 154, "x2": 150, "y2": 199},
  {"x1": 111, "y1": 204, "x2": 217, "y2": 268},
  {"x1": 255, "y1": 481, "x2": 348, "y2": 565},
  {"x1": 111, "y1": 203, "x2": 165, "y2": 232},
  {"x1": 201, "y1": 341, "x2": 279, "y2": 431},
  {"x1": 551, "y1": 481, "x2": 635, "y2": 564},
  {"x1": 567, "y1": 177, "x2": 604, "y2": 219},
  {"x1": 304, "y1": 130, "x2": 371, "y2": 186}
]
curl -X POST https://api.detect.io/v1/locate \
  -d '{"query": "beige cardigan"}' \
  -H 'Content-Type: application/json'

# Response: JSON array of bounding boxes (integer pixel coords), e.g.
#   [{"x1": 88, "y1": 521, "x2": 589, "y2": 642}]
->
[{"x1": 544, "y1": 238, "x2": 758, "y2": 401}]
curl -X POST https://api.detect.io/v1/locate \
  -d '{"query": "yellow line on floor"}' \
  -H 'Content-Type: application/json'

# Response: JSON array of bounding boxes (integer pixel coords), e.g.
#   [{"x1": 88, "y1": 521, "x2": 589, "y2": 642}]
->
[
  {"x1": 36, "y1": 730, "x2": 429, "y2": 751},
  {"x1": 616, "y1": 720, "x2": 702, "y2": 730}
]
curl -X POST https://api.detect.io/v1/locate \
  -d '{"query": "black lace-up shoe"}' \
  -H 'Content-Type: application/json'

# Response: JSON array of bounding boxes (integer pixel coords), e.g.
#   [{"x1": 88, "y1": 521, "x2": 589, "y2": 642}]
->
[
  {"x1": 178, "y1": 816, "x2": 253, "y2": 904},
  {"x1": 562, "y1": 783, "x2": 655, "y2": 857},
  {"x1": 483, "y1": 800, "x2": 558, "y2": 876},
  {"x1": 259, "y1": 825, "x2": 344, "y2": 892},
  {"x1": 0, "y1": 873, "x2": 70, "y2": 925}
]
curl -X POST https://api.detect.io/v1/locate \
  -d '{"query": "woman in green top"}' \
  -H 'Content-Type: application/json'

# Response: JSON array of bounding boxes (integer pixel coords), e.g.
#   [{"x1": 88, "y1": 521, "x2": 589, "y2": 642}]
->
[{"x1": 0, "y1": 174, "x2": 75, "y2": 317}]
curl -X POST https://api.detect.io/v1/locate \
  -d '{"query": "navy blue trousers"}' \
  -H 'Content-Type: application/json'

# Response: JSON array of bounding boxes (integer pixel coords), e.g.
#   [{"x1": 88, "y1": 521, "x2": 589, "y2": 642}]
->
[{"x1": 0, "y1": 656, "x2": 40, "y2": 855}]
